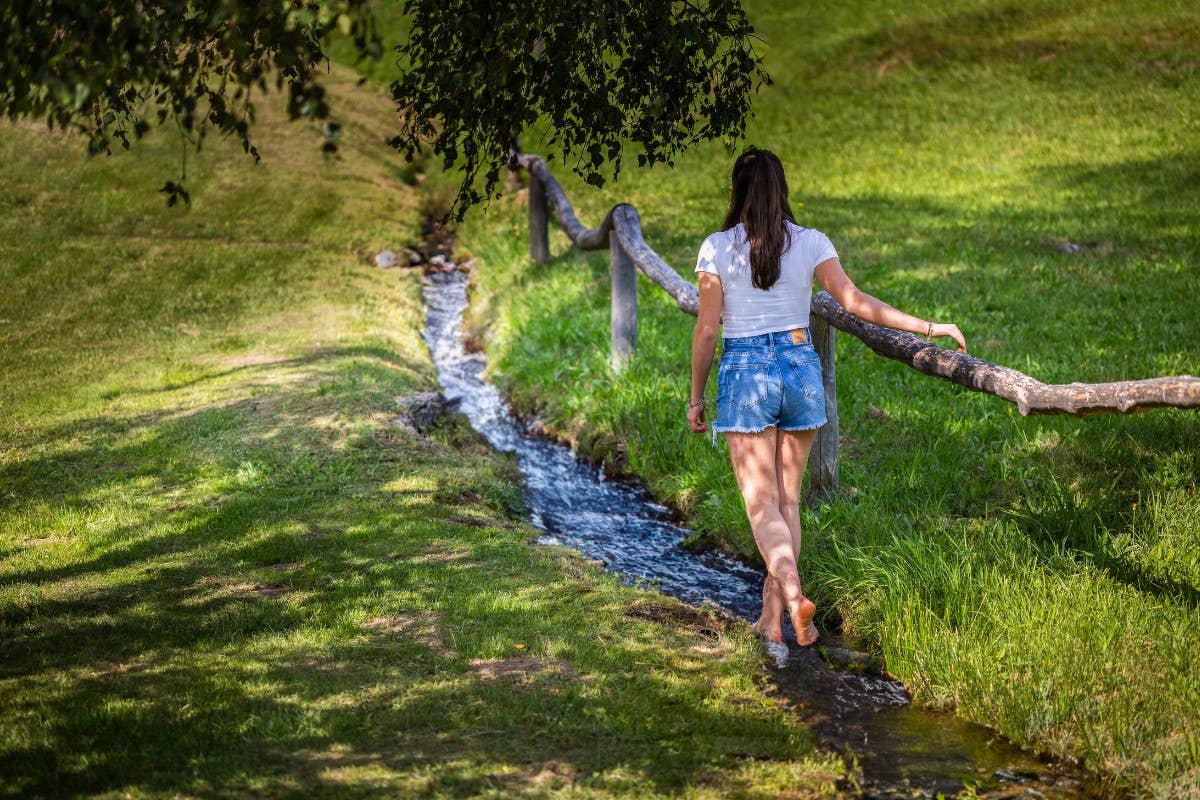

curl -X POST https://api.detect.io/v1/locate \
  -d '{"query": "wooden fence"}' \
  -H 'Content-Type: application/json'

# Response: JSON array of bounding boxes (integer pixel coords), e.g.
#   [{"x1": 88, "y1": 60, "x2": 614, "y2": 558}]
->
[{"x1": 516, "y1": 153, "x2": 1200, "y2": 497}]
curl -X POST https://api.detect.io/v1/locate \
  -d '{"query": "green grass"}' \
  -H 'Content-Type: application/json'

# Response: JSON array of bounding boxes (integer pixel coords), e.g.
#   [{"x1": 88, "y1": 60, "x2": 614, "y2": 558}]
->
[
  {"x1": 453, "y1": 1, "x2": 1200, "y2": 797},
  {"x1": 0, "y1": 66, "x2": 843, "y2": 798}
]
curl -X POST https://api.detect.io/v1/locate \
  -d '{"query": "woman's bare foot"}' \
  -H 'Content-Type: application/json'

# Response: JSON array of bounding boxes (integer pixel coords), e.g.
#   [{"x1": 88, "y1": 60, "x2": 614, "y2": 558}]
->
[
  {"x1": 794, "y1": 597, "x2": 819, "y2": 646},
  {"x1": 753, "y1": 574, "x2": 785, "y2": 643},
  {"x1": 750, "y1": 619, "x2": 784, "y2": 644}
]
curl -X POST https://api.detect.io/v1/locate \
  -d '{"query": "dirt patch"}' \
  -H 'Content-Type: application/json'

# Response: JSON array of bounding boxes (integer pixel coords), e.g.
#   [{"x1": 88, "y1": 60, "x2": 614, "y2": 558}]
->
[
  {"x1": 867, "y1": 405, "x2": 893, "y2": 421},
  {"x1": 361, "y1": 611, "x2": 456, "y2": 656},
  {"x1": 87, "y1": 660, "x2": 141, "y2": 680},
  {"x1": 689, "y1": 641, "x2": 733, "y2": 659},
  {"x1": 409, "y1": 549, "x2": 470, "y2": 565},
  {"x1": 263, "y1": 562, "x2": 304, "y2": 572},
  {"x1": 230, "y1": 582, "x2": 290, "y2": 598},
  {"x1": 219, "y1": 353, "x2": 290, "y2": 368},
  {"x1": 469, "y1": 656, "x2": 573, "y2": 683},
  {"x1": 624, "y1": 597, "x2": 726, "y2": 638},
  {"x1": 485, "y1": 760, "x2": 579, "y2": 791},
  {"x1": 1044, "y1": 236, "x2": 1120, "y2": 258},
  {"x1": 446, "y1": 513, "x2": 491, "y2": 529},
  {"x1": 193, "y1": 576, "x2": 293, "y2": 600}
]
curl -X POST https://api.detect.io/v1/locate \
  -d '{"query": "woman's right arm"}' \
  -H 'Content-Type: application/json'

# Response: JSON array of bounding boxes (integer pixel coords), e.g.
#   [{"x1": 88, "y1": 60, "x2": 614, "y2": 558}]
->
[
  {"x1": 814, "y1": 257, "x2": 967, "y2": 353},
  {"x1": 688, "y1": 272, "x2": 723, "y2": 433}
]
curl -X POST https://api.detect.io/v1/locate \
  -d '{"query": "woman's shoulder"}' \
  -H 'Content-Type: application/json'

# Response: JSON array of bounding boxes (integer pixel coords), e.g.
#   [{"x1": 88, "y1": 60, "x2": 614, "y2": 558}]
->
[
  {"x1": 699, "y1": 226, "x2": 742, "y2": 253},
  {"x1": 786, "y1": 220, "x2": 831, "y2": 238},
  {"x1": 785, "y1": 222, "x2": 839, "y2": 264},
  {"x1": 787, "y1": 222, "x2": 836, "y2": 251}
]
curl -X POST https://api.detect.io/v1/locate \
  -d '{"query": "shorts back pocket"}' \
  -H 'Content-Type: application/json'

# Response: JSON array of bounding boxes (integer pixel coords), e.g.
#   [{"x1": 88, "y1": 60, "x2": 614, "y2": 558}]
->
[{"x1": 718, "y1": 360, "x2": 771, "y2": 409}]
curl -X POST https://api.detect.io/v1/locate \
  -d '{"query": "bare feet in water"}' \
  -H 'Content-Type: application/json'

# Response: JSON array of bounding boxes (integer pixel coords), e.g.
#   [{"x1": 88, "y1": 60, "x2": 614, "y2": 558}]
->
[
  {"x1": 752, "y1": 574, "x2": 785, "y2": 643},
  {"x1": 750, "y1": 619, "x2": 784, "y2": 643},
  {"x1": 754, "y1": 576, "x2": 819, "y2": 646}
]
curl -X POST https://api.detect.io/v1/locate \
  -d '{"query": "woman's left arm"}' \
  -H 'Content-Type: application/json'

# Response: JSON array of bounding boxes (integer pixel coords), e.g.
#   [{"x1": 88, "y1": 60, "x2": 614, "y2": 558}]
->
[
  {"x1": 814, "y1": 257, "x2": 967, "y2": 353},
  {"x1": 688, "y1": 272, "x2": 723, "y2": 433}
]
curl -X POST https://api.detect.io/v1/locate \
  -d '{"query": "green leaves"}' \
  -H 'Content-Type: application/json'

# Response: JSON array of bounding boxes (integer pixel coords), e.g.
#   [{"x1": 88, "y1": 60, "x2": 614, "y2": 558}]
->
[
  {"x1": 1, "y1": 1, "x2": 766, "y2": 216},
  {"x1": 0, "y1": 1, "x2": 381, "y2": 205},
  {"x1": 389, "y1": 0, "x2": 769, "y2": 220}
]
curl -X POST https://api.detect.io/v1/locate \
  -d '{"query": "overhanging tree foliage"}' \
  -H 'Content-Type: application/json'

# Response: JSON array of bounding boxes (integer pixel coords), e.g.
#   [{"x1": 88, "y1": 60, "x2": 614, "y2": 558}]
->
[
  {"x1": 390, "y1": 0, "x2": 769, "y2": 218},
  {"x1": 1, "y1": 1, "x2": 767, "y2": 215},
  {"x1": 1, "y1": 1, "x2": 381, "y2": 205}
]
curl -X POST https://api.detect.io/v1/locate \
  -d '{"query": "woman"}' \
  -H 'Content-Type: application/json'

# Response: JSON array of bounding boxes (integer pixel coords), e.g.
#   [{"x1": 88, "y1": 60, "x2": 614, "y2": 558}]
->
[{"x1": 687, "y1": 148, "x2": 966, "y2": 647}]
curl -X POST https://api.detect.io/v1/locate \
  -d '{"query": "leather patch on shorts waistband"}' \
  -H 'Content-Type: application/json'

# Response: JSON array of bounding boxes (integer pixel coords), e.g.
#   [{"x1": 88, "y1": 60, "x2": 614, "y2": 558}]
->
[{"x1": 790, "y1": 328, "x2": 808, "y2": 344}]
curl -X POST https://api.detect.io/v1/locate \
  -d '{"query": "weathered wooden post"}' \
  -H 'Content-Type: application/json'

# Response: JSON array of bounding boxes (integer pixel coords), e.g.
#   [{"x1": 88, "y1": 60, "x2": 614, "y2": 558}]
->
[
  {"x1": 529, "y1": 171, "x2": 549, "y2": 264},
  {"x1": 810, "y1": 315, "x2": 839, "y2": 499},
  {"x1": 609, "y1": 230, "x2": 637, "y2": 370}
]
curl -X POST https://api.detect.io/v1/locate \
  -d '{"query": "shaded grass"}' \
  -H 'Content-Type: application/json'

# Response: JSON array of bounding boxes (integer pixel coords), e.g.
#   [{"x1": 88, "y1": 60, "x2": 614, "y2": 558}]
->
[
  {"x1": 0, "y1": 66, "x2": 842, "y2": 798},
  {"x1": 454, "y1": 1, "x2": 1200, "y2": 797}
]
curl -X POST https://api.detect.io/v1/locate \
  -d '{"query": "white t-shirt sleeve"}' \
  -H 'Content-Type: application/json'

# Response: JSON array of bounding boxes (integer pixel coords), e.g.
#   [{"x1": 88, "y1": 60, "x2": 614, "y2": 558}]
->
[
  {"x1": 811, "y1": 230, "x2": 838, "y2": 267},
  {"x1": 695, "y1": 233, "x2": 720, "y2": 276}
]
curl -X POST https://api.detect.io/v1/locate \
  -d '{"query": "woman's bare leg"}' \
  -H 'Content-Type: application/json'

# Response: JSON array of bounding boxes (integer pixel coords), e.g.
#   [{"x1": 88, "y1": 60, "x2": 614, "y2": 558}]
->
[
  {"x1": 750, "y1": 428, "x2": 819, "y2": 643},
  {"x1": 726, "y1": 428, "x2": 818, "y2": 646},
  {"x1": 775, "y1": 428, "x2": 819, "y2": 645},
  {"x1": 776, "y1": 428, "x2": 817, "y2": 553}
]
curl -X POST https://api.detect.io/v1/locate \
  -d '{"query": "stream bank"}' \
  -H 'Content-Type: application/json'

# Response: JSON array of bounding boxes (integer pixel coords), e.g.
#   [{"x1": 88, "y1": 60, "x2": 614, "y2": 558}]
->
[{"x1": 419, "y1": 255, "x2": 1099, "y2": 800}]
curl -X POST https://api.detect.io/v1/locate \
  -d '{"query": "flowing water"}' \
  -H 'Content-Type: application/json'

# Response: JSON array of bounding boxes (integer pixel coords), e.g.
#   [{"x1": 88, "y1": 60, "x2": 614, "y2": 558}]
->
[{"x1": 420, "y1": 265, "x2": 1096, "y2": 799}]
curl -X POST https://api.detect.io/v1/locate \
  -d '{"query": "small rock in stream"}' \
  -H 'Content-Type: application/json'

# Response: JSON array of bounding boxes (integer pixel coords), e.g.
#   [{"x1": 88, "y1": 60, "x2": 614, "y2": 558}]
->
[
  {"x1": 820, "y1": 646, "x2": 875, "y2": 669},
  {"x1": 994, "y1": 768, "x2": 1040, "y2": 784},
  {"x1": 422, "y1": 254, "x2": 458, "y2": 276},
  {"x1": 395, "y1": 391, "x2": 456, "y2": 432}
]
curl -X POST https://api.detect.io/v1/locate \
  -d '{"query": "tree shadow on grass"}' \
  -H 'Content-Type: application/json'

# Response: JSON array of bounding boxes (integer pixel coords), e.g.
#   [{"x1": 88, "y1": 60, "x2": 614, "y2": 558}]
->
[
  {"x1": 1, "y1": 351, "x2": 826, "y2": 798},
  {"x1": 0, "y1": 344, "x2": 437, "y2": 517},
  {"x1": 119, "y1": 343, "x2": 432, "y2": 397},
  {"x1": 997, "y1": 410, "x2": 1200, "y2": 611},
  {"x1": 873, "y1": 390, "x2": 1200, "y2": 613}
]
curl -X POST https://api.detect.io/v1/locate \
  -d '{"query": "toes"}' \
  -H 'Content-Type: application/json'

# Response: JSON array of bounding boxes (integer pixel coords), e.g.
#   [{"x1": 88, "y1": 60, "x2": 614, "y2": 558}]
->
[{"x1": 750, "y1": 622, "x2": 784, "y2": 644}]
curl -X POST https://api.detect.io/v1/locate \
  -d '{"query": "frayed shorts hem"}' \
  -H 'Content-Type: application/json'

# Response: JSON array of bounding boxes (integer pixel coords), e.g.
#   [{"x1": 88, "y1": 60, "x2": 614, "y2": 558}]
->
[
  {"x1": 709, "y1": 420, "x2": 827, "y2": 445},
  {"x1": 778, "y1": 421, "x2": 827, "y2": 432},
  {"x1": 711, "y1": 421, "x2": 826, "y2": 434},
  {"x1": 710, "y1": 425, "x2": 773, "y2": 434}
]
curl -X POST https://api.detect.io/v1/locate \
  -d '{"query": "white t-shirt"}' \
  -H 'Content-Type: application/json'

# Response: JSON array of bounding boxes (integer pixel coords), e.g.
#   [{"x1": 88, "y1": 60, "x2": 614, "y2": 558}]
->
[{"x1": 694, "y1": 221, "x2": 838, "y2": 337}]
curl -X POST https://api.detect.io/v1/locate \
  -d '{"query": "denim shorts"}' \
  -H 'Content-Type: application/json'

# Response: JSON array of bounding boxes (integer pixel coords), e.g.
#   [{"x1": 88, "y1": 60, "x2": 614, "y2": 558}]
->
[{"x1": 712, "y1": 328, "x2": 827, "y2": 443}]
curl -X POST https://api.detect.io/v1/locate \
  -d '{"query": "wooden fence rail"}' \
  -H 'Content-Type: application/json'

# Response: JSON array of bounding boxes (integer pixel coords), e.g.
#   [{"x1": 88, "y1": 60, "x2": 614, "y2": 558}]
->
[{"x1": 517, "y1": 153, "x2": 1200, "y2": 495}]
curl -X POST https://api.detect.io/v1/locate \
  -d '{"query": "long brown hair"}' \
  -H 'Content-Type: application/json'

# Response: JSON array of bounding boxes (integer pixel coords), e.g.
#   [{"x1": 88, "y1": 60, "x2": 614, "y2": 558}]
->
[{"x1": 721, "y1": 148, "x2": 796, "y2": 290}]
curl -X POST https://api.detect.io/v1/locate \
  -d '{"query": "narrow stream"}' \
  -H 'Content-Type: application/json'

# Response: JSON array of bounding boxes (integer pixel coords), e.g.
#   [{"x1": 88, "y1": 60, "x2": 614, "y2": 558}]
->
[{"x1": 421, "y1": 265, "x2": 1095, "y2": 800}]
